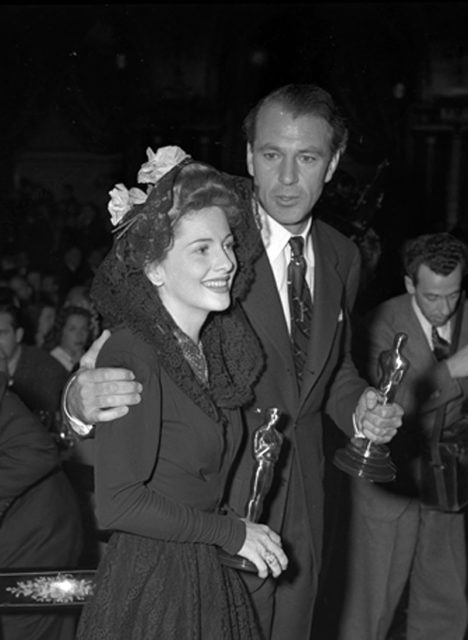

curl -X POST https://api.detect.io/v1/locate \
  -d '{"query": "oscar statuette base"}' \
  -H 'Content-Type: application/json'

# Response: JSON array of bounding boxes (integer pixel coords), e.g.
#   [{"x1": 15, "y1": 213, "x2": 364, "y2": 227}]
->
[
  {"x1": 334, "y1": 437, "x2": 396, "y2": 483},
  {"x1": 217, "y1": 548, "x2": 257, "y2": 573}
]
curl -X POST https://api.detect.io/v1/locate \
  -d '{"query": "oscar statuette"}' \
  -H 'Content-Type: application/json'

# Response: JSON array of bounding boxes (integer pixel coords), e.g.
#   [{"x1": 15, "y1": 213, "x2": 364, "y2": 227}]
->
[
  {"x1": 334, "y1": 332, "x2": 409, "y2": 482},
  {"x1": 218, "y1": 407, "x2": 283, "y2": 572}
]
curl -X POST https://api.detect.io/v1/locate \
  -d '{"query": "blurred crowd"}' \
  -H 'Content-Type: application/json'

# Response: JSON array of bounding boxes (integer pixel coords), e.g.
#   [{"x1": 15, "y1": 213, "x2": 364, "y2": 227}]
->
[{"x1": 0, "y1": 178, "x2": 112, "y2": 585}]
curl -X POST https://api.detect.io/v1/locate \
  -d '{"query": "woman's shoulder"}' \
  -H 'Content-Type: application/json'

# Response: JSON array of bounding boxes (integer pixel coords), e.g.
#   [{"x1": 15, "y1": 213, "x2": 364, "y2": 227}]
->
[{"x1": 98, "y1": 326, "x2": 159, "y2": 370}]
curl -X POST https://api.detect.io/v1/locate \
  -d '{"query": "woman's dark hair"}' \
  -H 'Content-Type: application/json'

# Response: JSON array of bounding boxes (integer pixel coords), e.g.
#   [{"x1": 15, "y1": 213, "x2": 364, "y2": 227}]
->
[{"x1": 115, "y1": 162, "x2": 243, "y2": 274}]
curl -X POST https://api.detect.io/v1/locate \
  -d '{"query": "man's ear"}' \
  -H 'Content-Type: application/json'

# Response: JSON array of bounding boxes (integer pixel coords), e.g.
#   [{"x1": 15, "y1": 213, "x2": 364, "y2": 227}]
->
[
  {"x1": 325, "y1": 150, "x2": 342, "y2": 183},
  {"x1": 246, "y1": 143, "x2": 254, "y2": 178},
  {"x1": 404, "y1": 274, "x2": 415, "y2": 294},
  {"x1": 15, "y1": 327, "x2": 24, "y2": 344},
  {"x1": 144, "y1": 262, "x2": 164, "y2": 287}
]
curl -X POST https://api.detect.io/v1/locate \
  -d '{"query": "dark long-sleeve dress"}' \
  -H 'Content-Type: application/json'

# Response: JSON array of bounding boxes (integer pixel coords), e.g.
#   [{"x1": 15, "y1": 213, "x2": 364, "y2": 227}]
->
[{"x1": 76, "y1": 328, "x2": 262, "y2": 640}]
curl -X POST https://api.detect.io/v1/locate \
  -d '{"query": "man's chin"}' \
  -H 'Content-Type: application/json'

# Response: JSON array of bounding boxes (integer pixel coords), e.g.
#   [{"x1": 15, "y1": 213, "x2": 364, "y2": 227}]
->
[{"x1": 267, "y1": 205, "x2": 310, "y2": 227}]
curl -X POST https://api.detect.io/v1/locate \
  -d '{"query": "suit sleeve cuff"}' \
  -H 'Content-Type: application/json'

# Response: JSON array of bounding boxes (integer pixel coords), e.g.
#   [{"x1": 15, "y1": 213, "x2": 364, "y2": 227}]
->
[{"x1": 61, "y1": 370, "x2": 95, "y2": 438}]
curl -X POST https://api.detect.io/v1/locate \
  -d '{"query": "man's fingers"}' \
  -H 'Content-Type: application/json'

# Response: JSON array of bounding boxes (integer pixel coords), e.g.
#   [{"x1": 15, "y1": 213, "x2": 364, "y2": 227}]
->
[
  {"x1": 80, "y1": 330, "x2": 111, "y2": 369},
  {"x1": 94, "y1": 391, "x2": 142, "y2": 410},
  {"x1": 94, "y1": 406, "x2": 130, "y2": 423},
  {"x1": 80, "y1": 368, "x2": 138, "y2": 384}
]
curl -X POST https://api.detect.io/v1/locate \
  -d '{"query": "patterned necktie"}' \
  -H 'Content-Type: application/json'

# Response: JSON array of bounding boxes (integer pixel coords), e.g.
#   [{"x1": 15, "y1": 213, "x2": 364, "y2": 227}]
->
[
  {"x1": 431, "y1": 326, "x2": 451, "y2": 361},
  {"x1": 287, "y1": 236, "x2": 313, "y2": 386}
]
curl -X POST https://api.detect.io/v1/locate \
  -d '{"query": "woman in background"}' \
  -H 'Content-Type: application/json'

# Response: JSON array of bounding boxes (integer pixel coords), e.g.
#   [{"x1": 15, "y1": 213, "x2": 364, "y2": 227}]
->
[{"x1": 45, "y1": 305, "x2": 92, "y2": 372}]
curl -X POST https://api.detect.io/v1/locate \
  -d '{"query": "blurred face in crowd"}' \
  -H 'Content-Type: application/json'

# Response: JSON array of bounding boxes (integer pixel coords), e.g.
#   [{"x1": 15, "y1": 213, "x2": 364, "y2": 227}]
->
[
  {"x1": 9, "y1": 275, "x2": 32, "y2": 302},
  {"x1": 37, "y1": 305, "x2": 56, "y2": 340},
  {"x1": 405, "y1": 263, "x2": 463, "y2": 328},
  {"x1": 246, "y1": 101, "x2": 341, "y2": 234},
  {"x1": 0, "y1": 312, "x2": 23, "y2": 365},
  {"x1": 65, "y1": 286, "x2": 90, "y2": 308},
  {"x1": 42, "y1": 275, "x2": 60, "y2": 301},
  {"x1": 26, "y1": 270, "x2": 42, "y2": 294},
  {"x1": 60, "y1": 313, "x2": 91, "y2": 359}
]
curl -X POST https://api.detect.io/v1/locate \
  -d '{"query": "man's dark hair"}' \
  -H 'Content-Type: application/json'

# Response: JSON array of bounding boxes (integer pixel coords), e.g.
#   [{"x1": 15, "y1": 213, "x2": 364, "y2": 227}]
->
[
  {"x1": 403, "y1": 232, "x2": 468, "y2": 283},
  {"x1": 242, "y1": 83, "x2": 348, "y2": 156}
]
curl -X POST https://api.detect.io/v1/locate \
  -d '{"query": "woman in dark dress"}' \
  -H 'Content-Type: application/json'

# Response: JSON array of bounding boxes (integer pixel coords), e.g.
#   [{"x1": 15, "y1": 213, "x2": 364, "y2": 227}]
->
[{"x1": 76, "y1": 147, "x2": 288, "y2": 639}]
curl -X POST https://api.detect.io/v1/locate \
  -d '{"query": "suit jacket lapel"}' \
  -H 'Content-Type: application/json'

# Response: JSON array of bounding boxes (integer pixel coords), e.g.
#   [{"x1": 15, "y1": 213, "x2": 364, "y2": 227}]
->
[
  {"x1": 299, "y1": 223, "x2": 344, "y2": 400},
  {"x1": 242, "y1": 250, "x2": 297, "y2": 378}
]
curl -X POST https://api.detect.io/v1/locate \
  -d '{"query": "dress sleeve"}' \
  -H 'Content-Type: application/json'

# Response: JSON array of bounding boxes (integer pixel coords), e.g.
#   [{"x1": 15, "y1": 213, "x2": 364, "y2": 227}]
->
[{"x1": 94, "y1": 335, "x2": 245, "y2": 555}]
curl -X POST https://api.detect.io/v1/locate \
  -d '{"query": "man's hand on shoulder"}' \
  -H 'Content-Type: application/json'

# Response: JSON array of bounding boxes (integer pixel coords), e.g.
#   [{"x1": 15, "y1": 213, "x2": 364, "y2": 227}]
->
[
  {"x1": 354, "y1": 387, "x2": 403, "y2": 444},
  {"x1": 66, "y1": 330, "x2": 142, "y2": 425}
]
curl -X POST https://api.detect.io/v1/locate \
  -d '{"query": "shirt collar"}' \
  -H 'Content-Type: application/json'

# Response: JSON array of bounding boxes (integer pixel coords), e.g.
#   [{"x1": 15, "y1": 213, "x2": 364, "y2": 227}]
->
[{"x1": 255, "y1": 201, "x2": 313, "y2": 260}]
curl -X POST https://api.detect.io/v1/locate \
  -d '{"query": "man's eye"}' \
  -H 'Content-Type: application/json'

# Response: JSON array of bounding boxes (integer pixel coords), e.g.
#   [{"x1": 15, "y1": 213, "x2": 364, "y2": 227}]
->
[
  {"x1": 300, "y1": 155, "x2": 317, "y2": 163},
  {"x1": 263, "y1": 152, "x2": 279, "y2": 160}
]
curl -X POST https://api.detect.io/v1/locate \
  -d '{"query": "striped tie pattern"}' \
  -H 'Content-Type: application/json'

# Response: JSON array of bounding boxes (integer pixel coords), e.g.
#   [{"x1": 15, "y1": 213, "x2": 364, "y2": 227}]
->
[
  {"x1": 288, "y1": 236, "x2": 312, "y2": 386},
  {"x1": 431, "y1": 325, "x2": 451, "y2": 361}
]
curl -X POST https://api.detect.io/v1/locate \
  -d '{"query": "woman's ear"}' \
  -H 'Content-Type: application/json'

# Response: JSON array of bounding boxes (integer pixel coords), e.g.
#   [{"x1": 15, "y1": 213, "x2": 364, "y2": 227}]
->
[{"x1": 144, "y1": 262, "x2": 164, "y2": 288}]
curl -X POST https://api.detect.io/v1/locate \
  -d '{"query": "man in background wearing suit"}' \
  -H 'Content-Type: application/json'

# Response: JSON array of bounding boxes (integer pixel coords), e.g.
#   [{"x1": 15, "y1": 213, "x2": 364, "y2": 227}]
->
[
  {"x1": 63, "y1": 84, "x2": 403, "y2": 640},
  {"x1": 337, "y1": 232, "x2": 468, "y2": 640}
]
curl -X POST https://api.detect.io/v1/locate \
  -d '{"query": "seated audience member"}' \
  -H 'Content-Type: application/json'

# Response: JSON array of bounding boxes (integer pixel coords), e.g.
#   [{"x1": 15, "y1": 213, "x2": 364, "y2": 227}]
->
[
  {"x1": 40, "y1": 271, "x2": 61, "y2": 307},
  {"x1": 0, "y1": 346, "x2": 83, "y2": 640},
  {"x1": 336, "y1": 232, "x2": 468, "y2": 640},
  {"x1": 7, "y1": 273, "x2": 37, "y2": 344},
  {"x1": 56, "y1": 244, "x2": 93, "y2": 303},
  {"x1": 0, "y1": 302, "x2": 69, "y2": 435},
  {"x1": 32, "y1": 297, "x2": 57, "y2": 348},
  {"x1": 43, "y1": 306, "x2": 99, "y2": 564},
  {"x1": 63, "y1": 284, "x2": 101, "y2": 341},
  {"x1": 45, "y1": 305, "x2": 93, "y2": 373}
]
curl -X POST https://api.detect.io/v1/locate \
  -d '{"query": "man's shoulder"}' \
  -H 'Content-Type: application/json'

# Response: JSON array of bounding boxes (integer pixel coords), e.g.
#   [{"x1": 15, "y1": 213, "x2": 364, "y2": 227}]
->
[
  {"x1": 314, "y1": 219, "x2": 359, "y2": 254},
  {"x1": 366, "y1": 293, "x2": 411, "y2": 325},
  {"x1": 99, "y1": 326, "x2": 158, "y2": 368},
  {"x1": 20, "y1": 344, "x2": 68, "y2": 373}
]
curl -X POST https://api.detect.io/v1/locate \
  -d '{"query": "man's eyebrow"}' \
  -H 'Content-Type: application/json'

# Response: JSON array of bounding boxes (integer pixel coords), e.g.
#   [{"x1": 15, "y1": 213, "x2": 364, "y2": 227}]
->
[{"x1": 256, "y1": 143, "x2": 326, "y2": 156}]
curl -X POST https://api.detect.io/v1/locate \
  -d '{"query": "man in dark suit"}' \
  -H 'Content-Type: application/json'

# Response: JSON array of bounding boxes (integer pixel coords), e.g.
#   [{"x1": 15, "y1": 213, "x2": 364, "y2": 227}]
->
[
  {"x1": 0, "y1": 346, "x2": 83, "y2": 640},
  {"x1": 336, "y1": 232, "x2": 468, "y2": 640},
  {"x1": 0, "y1": 302, "x2": 69, "y2": 434},
  {"x1": 63, "y1": 84, "x2": 403, "y2": 639}
]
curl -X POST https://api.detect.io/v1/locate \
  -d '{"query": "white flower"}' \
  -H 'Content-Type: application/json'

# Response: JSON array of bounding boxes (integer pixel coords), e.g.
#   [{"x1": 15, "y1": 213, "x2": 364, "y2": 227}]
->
[
  {"x1": 137, "y1": 146, "x2": 190, "y2": 185},
  {"x1": 108, "y1": 184, "x2": 147, "y2": 226}
]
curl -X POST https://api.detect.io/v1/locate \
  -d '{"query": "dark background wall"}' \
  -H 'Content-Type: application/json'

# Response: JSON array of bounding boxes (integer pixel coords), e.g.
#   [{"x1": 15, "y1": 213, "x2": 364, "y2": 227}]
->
[{"x1": 2, "y1": 3, "x2": 468, "y2": 257}]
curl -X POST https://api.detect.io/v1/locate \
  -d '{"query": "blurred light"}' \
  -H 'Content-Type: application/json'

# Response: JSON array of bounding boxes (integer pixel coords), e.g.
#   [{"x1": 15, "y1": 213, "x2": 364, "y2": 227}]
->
[
  {"x1": 116, "y1": 53, "x2": 127, "y2": 70},
  {"x1": 393, "y1": 82, "x2": 406, "y2": 99},
  {"x1": 250, "y1": 49, "x2": 268, "y2": 67}
]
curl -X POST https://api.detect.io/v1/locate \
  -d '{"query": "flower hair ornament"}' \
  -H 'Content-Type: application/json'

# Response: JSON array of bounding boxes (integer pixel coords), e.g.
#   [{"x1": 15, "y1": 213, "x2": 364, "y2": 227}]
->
[{"x1": 108, "y1": 145, "x2": 192, "y2": 240}]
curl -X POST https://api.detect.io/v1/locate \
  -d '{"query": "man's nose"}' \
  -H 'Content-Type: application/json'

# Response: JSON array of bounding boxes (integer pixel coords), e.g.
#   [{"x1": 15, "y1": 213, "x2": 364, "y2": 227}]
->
[
  {"x1": 438, "y1": 298, "x2": 451, "y2": 315},
  {"x1": 279, "y1": 158, "x2": 298, "y2": 185}
]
